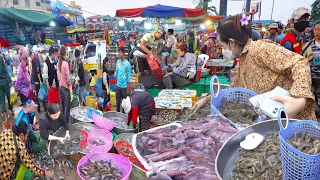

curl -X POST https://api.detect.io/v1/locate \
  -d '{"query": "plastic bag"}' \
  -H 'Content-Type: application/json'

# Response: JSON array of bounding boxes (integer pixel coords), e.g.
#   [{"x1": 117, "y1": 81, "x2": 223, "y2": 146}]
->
[
  {"x1": 38, "y1": 86, "x2": 47, "y2": 102},
  {"x1": 10, "y1": 87, "x2": 15, "y2": 95},
  {"x1": 10, "y1": 88, "x2": 17, "y2": 105}
]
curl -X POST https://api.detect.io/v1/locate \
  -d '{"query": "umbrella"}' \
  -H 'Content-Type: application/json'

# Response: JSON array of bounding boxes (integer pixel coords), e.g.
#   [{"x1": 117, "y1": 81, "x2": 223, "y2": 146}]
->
[{"x1": 115, "y1": 4, "x2": 204, "y2": 18}]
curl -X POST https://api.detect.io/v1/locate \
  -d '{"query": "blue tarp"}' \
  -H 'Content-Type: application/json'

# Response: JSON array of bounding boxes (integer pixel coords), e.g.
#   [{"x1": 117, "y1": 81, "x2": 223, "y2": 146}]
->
[
  {"x1": 142, "y1": 5, "x2": 184, "y2": 18},
  {"x1": 52, "y1": 1, "x2": 71, "y2": 12}
]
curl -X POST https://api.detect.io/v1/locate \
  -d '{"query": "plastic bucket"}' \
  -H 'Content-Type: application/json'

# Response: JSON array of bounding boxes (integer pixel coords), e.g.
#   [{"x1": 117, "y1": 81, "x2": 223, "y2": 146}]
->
[
  {"x1": 85, "y1": 96, "x2": 97, "y2": 109},
  {"x1": 77, "y1": 153, "x2": 132, "y2": 180},
  {"x1": 92, "y1": 113, "x2": 115, "y2": 131}
]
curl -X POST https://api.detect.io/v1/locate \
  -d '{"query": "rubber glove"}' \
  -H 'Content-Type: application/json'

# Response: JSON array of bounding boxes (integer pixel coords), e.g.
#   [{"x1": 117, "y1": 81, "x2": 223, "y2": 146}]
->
[
  {"x1": 65, "y1": 130, "x2": 70, "y2": 139},
  {"x1": 271, "y1": 96, "x2": 307, "y2": 118},
  {"x1": 48, "y1": 135, "x2": 66, "y2": 144}
]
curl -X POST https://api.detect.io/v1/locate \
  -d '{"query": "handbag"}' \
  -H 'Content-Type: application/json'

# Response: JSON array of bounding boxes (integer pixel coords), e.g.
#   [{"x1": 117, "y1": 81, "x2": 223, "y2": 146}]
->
[
  {"x1": 10, "y1": 135, "x2": 21, "y2": 179},
  {"x1": 48, "y1": 87, "x2": 61, "y2": 104}
]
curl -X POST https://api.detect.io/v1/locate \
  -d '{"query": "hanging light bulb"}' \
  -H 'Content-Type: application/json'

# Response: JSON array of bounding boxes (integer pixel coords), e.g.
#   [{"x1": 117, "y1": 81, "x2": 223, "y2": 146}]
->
[
  {"x1": 175, "y1": 19, "x2": 182, "y2": 26},
  {"x1": 119, "y1": 19, "x2": 125, "y2": 26},
  {"x1": 165, "y1": 24, "x2": 169, "y2": 29},
  {"x1": 50, "y1": 21, "x2": 55, "y2": 27},
  {"x1": 200, "y1": 24, "x2": 206, "y2": 29},
  {"x1": 144, "y1": 21, "x2": 152, "y2": 30},
  {"x1": 205, "y1": 20, "x2": 211, "y2": 26}
]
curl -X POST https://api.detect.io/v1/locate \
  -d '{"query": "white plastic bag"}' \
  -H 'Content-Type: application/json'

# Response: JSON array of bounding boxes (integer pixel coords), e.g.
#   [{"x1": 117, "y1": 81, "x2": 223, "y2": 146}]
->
[{"x1": 10, "y1": 87, "x2": 15, "y2": 95}]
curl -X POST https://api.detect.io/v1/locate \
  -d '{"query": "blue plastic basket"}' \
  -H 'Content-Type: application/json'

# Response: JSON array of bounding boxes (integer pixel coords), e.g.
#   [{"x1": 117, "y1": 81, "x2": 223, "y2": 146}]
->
[
  {"x1": 210, "y1": 75, "x2": 257, "y2": 115},
  {"x1": 278, "y1": 108, "x2": 320, "y2": 180},
  {"x1": 87, "y1": 108, "x2": 101, "y2": 119}
]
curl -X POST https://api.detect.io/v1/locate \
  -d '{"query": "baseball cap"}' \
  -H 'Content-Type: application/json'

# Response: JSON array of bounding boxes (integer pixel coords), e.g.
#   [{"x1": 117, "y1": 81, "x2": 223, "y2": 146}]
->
[
  {"x1": 269, "y1": 23, "x2": 279, "y2": 29},
  {"x1": 291, "y1": 7, "x2": 310, "y2": 20}
]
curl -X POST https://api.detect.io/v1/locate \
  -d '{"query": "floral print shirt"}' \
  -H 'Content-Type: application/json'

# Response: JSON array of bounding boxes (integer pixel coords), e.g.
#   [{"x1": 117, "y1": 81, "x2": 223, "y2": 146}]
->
[
  {"x1": 15, "y1": 64, "x2": 30, "y2": 98},
  {"x1": 231, "y1": 39, "x2": 316, "y2": 120}
]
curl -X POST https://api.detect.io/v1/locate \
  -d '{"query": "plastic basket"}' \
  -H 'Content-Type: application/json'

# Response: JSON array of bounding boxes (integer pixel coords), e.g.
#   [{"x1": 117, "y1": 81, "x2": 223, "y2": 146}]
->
[
  {"x1": 210, "y1": 75, "x2": 257, "y2": 116},
  {"x1": 87, "y1": 108, "x2": 101, "y2": 119},
  {"x1": 278, "y1": 109, "x2": 320, "y2": 180},
  {"x1": 77, "y1": 153, "x2": 132, "y2": 180},
  {"x1": 87, "y1": 129, "x2": 113, "y2": 153},
  {"x1": 92, "y1": 113, "x2": 115, "y2": 131},
  {"x1": 85, "y1": 96, "x2": 97, "y2": 109}
]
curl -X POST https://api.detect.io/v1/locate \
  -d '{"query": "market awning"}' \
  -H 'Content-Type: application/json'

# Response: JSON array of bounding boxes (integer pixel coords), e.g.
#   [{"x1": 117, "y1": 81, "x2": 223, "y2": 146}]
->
[
  {"x1": 0, "y1": 8, "x2": 56, "y2": 25},
  {"x1": 115, "y1": 4, "x2": 204, "y2": 18},
  {"x1": 56, "y1": 15, "x2": 73, "y2": 26},
  {"x1": 183, "y1": 14, "x2": 224, "y2": 22},
  {"x1": 52, "y1": 1, "x2": 71, "y2": 12}
]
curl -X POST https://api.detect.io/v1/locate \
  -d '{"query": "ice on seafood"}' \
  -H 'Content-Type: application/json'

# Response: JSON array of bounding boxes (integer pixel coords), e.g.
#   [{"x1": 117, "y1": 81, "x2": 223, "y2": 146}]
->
[
  {"x1": 109, "y1": 117, "x2": 134, "y2": 130},
  {"x1": 135, "y1": 115, "x2": 237, "y2": 180},
  {"x1": 80, "y1": 159, "x2": 123, "y2": 180},
  {"x1": 232, "y1": 131, "x2": 282, "y2": 180},
  {"x1": 218, "y1": 99, "x2": 258, "y2": 125},
  {"x1": 286, "y1": 132, "x2": 320, "y2": 155}
]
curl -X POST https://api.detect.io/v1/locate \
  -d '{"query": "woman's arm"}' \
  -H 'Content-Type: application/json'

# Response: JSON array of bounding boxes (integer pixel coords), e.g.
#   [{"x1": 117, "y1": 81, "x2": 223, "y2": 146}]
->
[
  {"x1": 39, "y1": 116, "x2": 49, "y2": 140},
  {"x1": 169, "y1": 56, "x2": 181, "y2": 68},
  {"x1": 19, "y1": 139, "x2": 45, "y2": 176},
  {"x1": 60, "y1": 114, "x2": 69, "y2": 131}
]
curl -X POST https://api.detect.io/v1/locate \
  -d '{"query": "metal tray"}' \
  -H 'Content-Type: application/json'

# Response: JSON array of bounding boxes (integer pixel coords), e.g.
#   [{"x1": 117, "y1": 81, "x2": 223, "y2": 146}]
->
[
  {"x1": 103, "y1": 111, "x2": 136, "y2": 134},
  {"x1": 215, "y1": 119, "x2": 297, "y2": 180},
  {"x1": 70, "y1": 106, "x2": 97, "y2": 123}
]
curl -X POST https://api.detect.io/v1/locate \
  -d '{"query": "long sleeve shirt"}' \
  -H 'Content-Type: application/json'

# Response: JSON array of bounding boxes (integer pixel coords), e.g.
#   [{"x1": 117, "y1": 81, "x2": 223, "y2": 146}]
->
[
  {"x1": 0, "y1": 55, "x2": 11, "y2": 86},
  {"x1": 57, "y1": 61, "x2": 71, "y2": 89},
  {"x1": 231, "y1": 39, "x2": 316, "y2": 120},
  {"x1": 115, "y1": 59, "x2": 131, "y2": 88},
  {"x1": 0, "y1": 130, "x2": 45, "y2": 179},
  {"x1": 168, "y1": 52, "x2": 197, "y2": 78},
  {"x1": 39, "y1": 113, "x2": 69, "y2": 140}
]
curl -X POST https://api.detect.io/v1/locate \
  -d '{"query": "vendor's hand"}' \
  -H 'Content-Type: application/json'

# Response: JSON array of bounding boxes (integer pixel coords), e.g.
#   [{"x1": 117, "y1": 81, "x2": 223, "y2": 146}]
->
[
  {"x1": 163, "y1": 73, "x2": 172, "y2": 79},
  {"x1": 65, "y1": 130, "x2": 70, "y2": 140},
  {"x1": 10, "y1": 82, "x2": 14, "y2": 87},
  {"x1": 57, "y1": 137, "x2": 66, "y2": 144},
  {"x1": 162, "y1": 66, "x2": 168, "y2": 70},
  {"x1": 45, "y1": 170, "x2": 53, "y2": 178},
  {"x1": 271, "y1": 96, "x2": 307, "y2": 118}
]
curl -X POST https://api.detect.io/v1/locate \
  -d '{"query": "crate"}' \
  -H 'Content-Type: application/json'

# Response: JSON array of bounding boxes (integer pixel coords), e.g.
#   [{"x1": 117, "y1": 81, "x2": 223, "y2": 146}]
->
[
  {"x1": 110, "y1": 92, "x2": 116, "y2": 107},
  {"x1": 183, "y1": 83, "x2": 206, "y2": 96},
  {"x1": 205, "y1": 76, "x2": 229, "y2": 85},
  {"x1": 147, "y1": 88, "x2": 162, "y2": 98}
]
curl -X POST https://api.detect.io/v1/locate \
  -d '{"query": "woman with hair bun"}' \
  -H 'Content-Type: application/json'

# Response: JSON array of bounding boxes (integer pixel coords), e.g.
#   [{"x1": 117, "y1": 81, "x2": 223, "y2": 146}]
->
[
  {"x1": 162, "y1": 44, "x2": 201, "y2": 89},
  {"x1": 217, "y1": 13, "x2": 316, "y2": 120},
  {"x1": 0, "y1": 121, "x2": 53, "y2": 179}
]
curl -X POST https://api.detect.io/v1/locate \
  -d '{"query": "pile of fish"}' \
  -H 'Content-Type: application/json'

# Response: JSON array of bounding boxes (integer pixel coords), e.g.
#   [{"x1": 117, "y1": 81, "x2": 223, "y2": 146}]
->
[
  {"x1": 232, "y1": 131, "x2": 282, "y2": 179},
  {"x1": 154, "y1": 110, "x2": 179, "y2": 126},
  {"x1": 286, "y1": 132, "x2": 320, "y2": 155},
  {"x1": 158, "y1": 90, "x2": 197, "y2": 97},
  {"x1": 155, "y1": 97, "x2": 192, "y2": 109},
  {"x1": 50, "y1": 130, "x2": 80, "y2": 156},
  {"x1": 75, "y1": 123, "x2": 99, "y2": 154},
  {"x1": 70, "y1": 107, "x2": 94, "y2": 122},
  {"x1": 33, "y1": 150, "x2": 76, "y2": 180},
  {"x1": 135, "y1": 115, "x2": 238, "y2": 180},
  {"x1": 89, "y1": 139, "x2": 106, "y2": 146},
  {"x1": 218, "y1": 99, "x2": 258, "y2": 125},
  {"x1": 80, "y1": 159, "x2": 123, "y2": 180},
  {"x1": 176, "y1": 96, "x2": 211, "y2": 121},
  {"x1": 109, "y1": 117, "x2": 134, "y2": 130}
]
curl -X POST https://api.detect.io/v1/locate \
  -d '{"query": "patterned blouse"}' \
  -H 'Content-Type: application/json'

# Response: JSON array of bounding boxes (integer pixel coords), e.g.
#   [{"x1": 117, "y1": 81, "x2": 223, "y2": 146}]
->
[
  {"x1": 231, "y1": 39, "x2": 316, "y2": 120},
  {"x1": 0, "y1": 130, "x2": 45, "y2": 178},
  {"x1": 15, "y1": 63, "x2": 31, "y2": 98}
]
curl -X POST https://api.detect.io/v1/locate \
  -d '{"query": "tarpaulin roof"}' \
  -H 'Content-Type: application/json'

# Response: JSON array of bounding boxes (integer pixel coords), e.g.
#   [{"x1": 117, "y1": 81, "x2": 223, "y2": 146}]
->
[
  {"x1": 56, "y1": 15, "x2": 73, "y2": 26},
  {"x1": 183, "y1": 14, "x2": 224, "y2": 22},
  {"x1": 116, "y1": 4, "x2": 204, "y2": 18},
  {"x1": 0, "y1": 8, "x2": 56, "y2": 25}
]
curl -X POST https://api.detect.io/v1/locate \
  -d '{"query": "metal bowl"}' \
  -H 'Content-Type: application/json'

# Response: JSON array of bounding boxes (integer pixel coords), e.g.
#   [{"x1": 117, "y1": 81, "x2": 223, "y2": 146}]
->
[
  {"x1": 103, "y1": 111, "x2": 136, "y2": 134},
  {"x1": 215, "y1": 119, "x2": 297, "y2": 179},
  {"x1": 70, "y1": 106, "x2": 96, "y2": 123}
]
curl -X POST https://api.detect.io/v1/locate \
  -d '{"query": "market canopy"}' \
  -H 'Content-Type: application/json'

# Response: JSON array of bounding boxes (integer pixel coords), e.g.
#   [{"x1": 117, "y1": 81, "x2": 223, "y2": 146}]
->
[
  {"x1": 183, "y1": 14, "x2": 224, "y2": 22},
  {"x1": 115, "y1": 4, "x2": 204, "y2": 18},
  {"x1": 0, "y1": 8, "x2": 56, "y2": 25},
  {"x1": 52, "y1": 1, "x2": 71, "y2": 12},
  {"x1": 56, "y1": 15, "x2": 73, "y2": 26}
]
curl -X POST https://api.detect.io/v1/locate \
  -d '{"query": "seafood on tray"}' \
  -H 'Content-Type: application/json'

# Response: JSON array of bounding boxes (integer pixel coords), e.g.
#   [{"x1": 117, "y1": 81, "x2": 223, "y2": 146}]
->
[
  {"x1": 70, "y1": 107, "x2": 94, "y2": 122},
  {"x1": 154, "y1": 110, "x2": 179, "y2": 126},
  {"x1": 155, "y1": 97, "x2": 192, "y2": 109},
  {"x1": 109, "y1": 117, "x2": 134, "y2": 130},
  {"x1": 218, "y1": 99, "x2": 258, "y2": 125},
  {"x1": 134, "y1": 115, "x2": 238, "y2": 180},
  {"x1": 79, "y1": 159, "x2": 123, "y2": 180},
  {"x1": 232, "y1": 131, "x2": 282, "y2": 180},
  {"x1": 158, "y1": 90, "x2": 197, "y2": 98},
  {"x1": 286, "y1": 132, "x2": 320, "y2": 155},
  {"x1": 176, "y1": 96, "x2": 211, "y2": 121}
]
